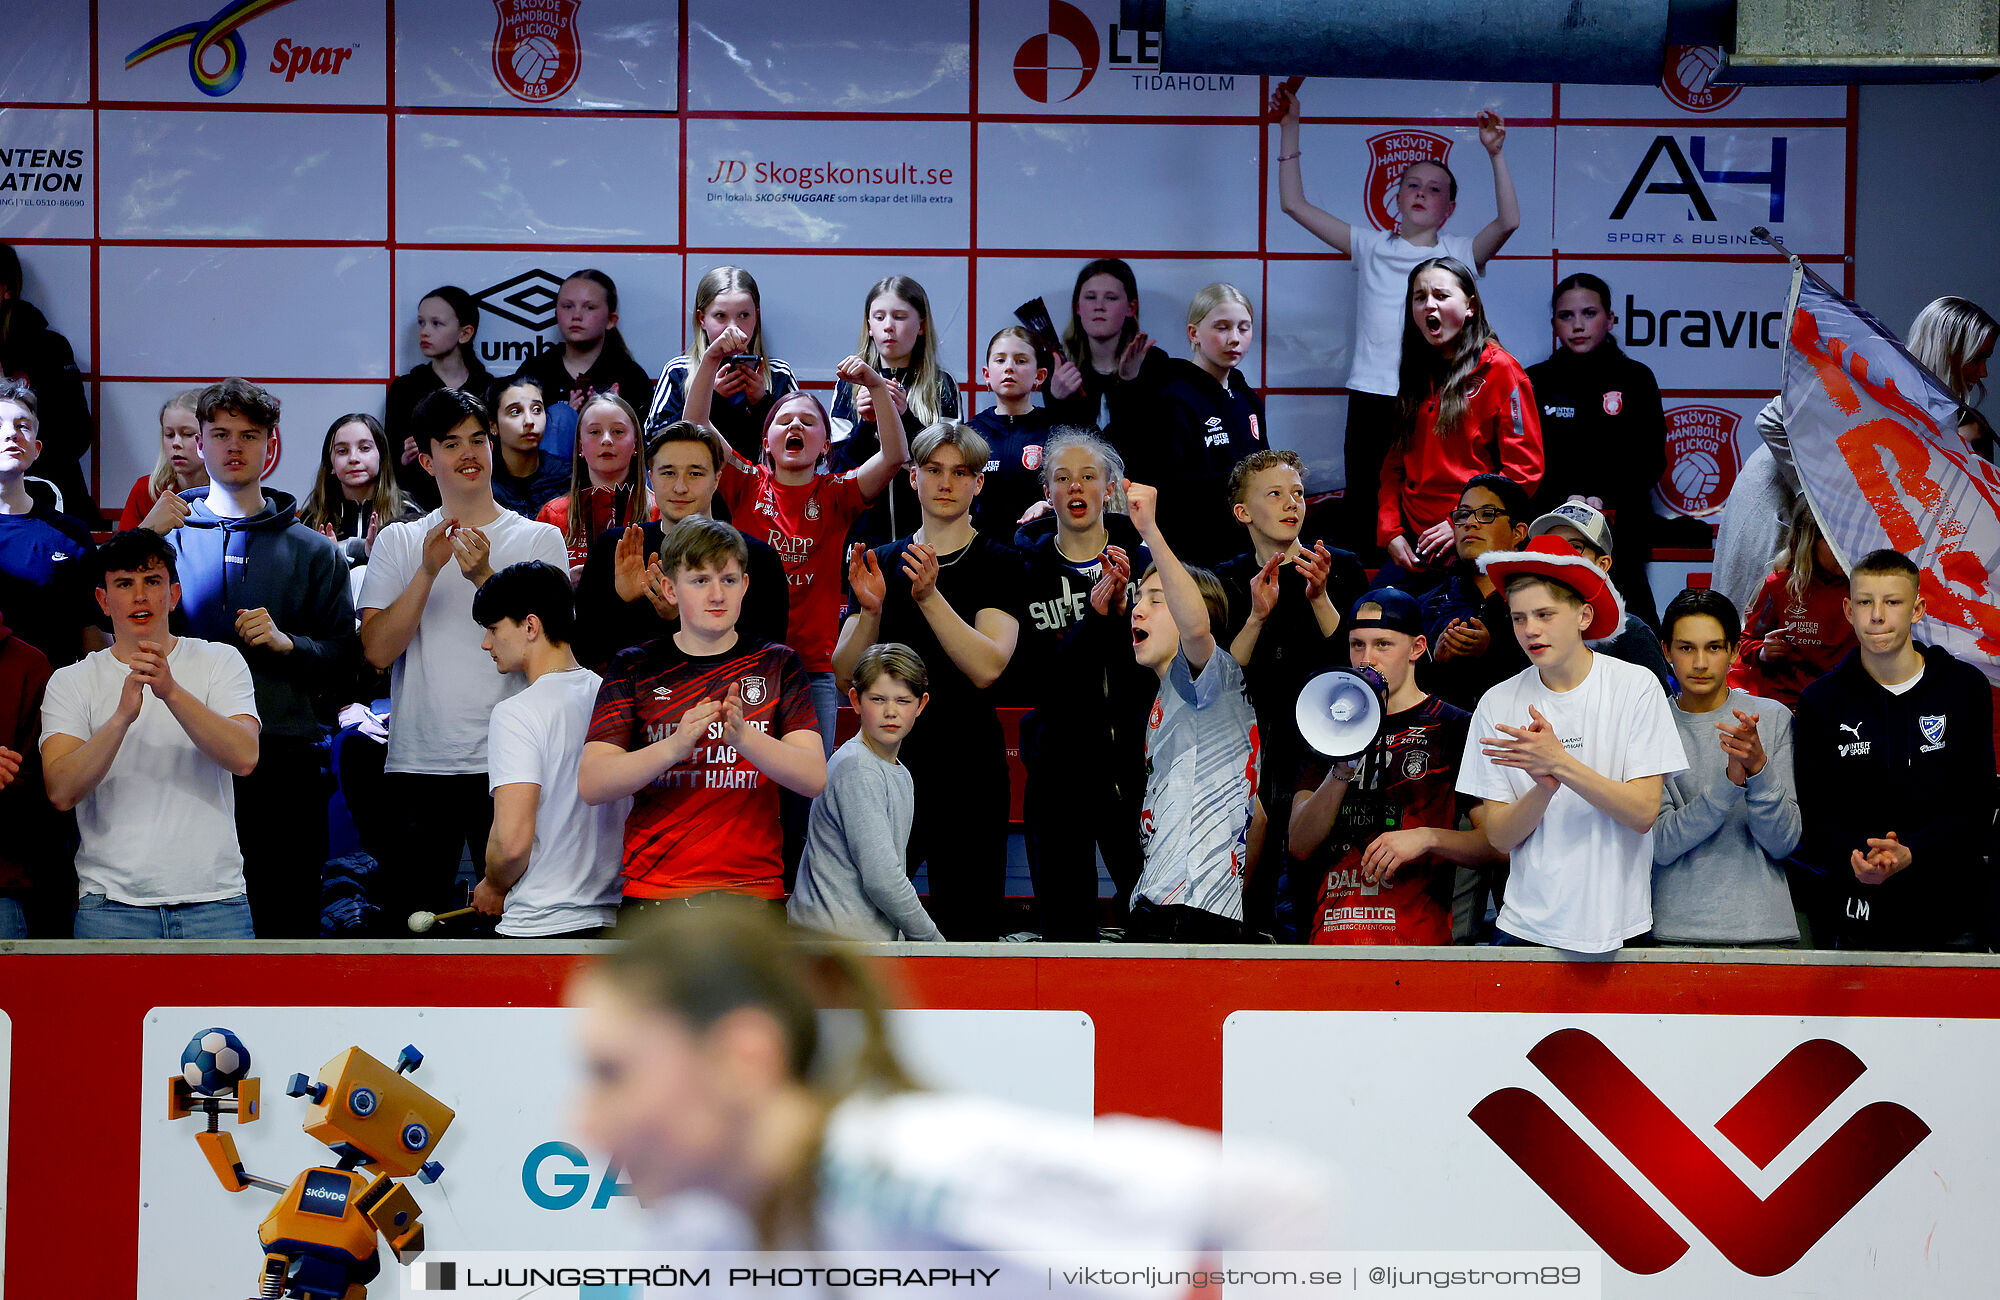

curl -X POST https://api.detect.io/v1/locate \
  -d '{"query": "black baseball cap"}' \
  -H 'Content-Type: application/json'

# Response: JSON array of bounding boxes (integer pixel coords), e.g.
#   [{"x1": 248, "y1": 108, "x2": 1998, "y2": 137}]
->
[{"x1": 1347, "y1": 587, "x2": 1425, "y2": 636}]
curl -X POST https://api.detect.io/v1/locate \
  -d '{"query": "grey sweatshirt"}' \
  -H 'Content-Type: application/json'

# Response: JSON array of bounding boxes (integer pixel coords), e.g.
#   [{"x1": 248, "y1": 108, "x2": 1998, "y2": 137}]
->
[
  {"x1": 1652, "y1": 687, "x2": 1801, "y2": 944},
  {"x1": 787, "y1": 737, "x2": 944, "y2": 942}
]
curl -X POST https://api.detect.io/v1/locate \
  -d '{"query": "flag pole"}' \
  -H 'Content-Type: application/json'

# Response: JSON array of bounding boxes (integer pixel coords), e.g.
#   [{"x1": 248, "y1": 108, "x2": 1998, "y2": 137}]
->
[{"x1": 1751, "y1": 225, "x2": 1839, "y2": 301}]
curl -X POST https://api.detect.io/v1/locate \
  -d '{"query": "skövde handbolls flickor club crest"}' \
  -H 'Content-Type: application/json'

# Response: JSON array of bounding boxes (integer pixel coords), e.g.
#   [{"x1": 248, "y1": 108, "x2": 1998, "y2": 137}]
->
[
  {"x1": 740, "y1": 677, "x2": 768, "y2": 708},
  {"x1": 1363, "y1": 130, "x2": 1454, "y2": 232},
  {"x1": 492, "y1": 0, "x2": 582, "y2": 104}
]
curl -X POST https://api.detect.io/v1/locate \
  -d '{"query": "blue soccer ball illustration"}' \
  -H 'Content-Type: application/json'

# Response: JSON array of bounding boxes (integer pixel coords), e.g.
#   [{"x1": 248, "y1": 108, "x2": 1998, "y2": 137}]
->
[{"x1": 181, "y1": 1027, "x2": 251, "y2": 1095}]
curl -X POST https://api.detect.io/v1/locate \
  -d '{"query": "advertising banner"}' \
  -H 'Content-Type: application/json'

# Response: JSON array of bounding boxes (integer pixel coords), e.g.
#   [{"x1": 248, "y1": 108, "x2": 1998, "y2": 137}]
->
[
  {"x1": 976, "y1": 0, "x2": 1261, "y2": 118},
  {"x1": 0, "y1": 108, "x2": 92, "y2": 240},
  {"x1": 395, "y1": 0, "x2": 677, "y2": 111},
  {"x1": 99, "y1": 0, "x2": 389, "y2": 106},
  {"x1": 137, "y1": 1005, "x2": 1093, "y2": 1297},
  {"x1": 1224, "y1": 1010, "x2": 1999, "y2": 1298},
  {"x1": 12, "y1": 5, "x2": 1863, "y2": 560},
  {"x1": 1553, "y1": 126, "x2": 1847, "y2": 257}
]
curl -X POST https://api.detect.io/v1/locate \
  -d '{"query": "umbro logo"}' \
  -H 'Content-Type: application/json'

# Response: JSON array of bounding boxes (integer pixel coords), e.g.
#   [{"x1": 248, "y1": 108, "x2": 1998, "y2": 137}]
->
[{"x1": 652, "y1": 687, "x2": 672, "y2": 702}]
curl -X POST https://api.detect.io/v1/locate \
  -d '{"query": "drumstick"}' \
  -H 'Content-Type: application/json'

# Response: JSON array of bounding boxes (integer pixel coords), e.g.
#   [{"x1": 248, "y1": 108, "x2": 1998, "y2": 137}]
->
[{"x1": 407, "y1": 907, "x2": 476, "y2": 933}]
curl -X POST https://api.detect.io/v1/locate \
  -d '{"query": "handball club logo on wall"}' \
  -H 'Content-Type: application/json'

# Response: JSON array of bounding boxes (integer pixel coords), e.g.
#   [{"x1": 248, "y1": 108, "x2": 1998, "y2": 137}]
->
[
  {"x1": 493, "y1": 0, "x2": 582, "y2": 104},
  {"x1": 1662, "y1": 45, "x2": 1741, "y2": 113},
  {"x1": 1657, "y1": 405, "x2": 1742, "y2": 517},
  {"x1": 1364, "y1": 132, "x2": 1453, "y2": 233}
]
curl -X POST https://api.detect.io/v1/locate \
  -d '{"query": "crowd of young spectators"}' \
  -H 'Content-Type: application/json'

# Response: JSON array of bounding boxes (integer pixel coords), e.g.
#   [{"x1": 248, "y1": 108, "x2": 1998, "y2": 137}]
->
[{"x1": 0, "y1": 139, "x2": 1993, "y2": 956}]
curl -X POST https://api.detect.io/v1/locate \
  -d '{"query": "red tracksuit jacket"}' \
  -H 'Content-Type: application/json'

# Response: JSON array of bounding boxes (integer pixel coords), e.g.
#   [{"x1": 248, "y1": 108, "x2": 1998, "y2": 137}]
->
[{"x1": 1378, "y1": 342, "x2": 1544, "y2": 547}]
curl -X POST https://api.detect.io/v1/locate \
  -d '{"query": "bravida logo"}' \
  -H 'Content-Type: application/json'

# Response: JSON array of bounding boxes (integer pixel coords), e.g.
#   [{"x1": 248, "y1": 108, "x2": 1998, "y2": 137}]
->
[
  {"x1": 1612, "y1": 135, "x2": 1788, "y2": 223},
  {"x1": 1661, "y1": 45, "x2": 1741, "y2": 113},
  {"x1": 492, "y1": 0, "x2": 582, "y2": 104},
  {"x1": 1014, "y1": 0, "x2": 1099, "y2": 103},
  {"x1": 126, "y1": 0, "x2": 315, "y2": 98},
  {"x1": 1471, "y1": 1029, "x2": 1930, "y2": 1276}
]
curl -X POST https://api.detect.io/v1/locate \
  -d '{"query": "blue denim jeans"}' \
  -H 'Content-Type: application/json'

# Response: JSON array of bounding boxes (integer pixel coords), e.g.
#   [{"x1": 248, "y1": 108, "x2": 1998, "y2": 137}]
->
[
  {"x1": 72, "y1": 892, "x2": 255, "y2": 939},
  {"x1": 0, "y1": 897, "x2": 25, "y2": 939}
]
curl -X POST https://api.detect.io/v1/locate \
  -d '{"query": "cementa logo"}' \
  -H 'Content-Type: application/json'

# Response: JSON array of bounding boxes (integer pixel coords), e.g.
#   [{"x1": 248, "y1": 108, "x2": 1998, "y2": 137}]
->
[{"x1": 1472, "y1": 1029, "x2": 1929, "y2": 1276}]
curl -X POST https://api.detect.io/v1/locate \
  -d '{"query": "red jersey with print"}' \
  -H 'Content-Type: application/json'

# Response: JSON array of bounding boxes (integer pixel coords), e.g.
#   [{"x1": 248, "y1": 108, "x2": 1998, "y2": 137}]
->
[
  {"x1": 537, "y1": 485, "x2": 656, "y2": 570},
  {"x1": 1292, "y1": 695, "x2": 1471, "y2": 944},
  {"x1": 586, "y1": 637, "x2": 819, "y2": 899},
  {"x1": 1726, "y1": 567, "x2": 1854, "y2": 711},
  {"x1": 1377, "y1": 341, "x2": 1544, "y2": 546},
  {"x1": 719, "y1": 466, "x2": 867, "y2": 672}
]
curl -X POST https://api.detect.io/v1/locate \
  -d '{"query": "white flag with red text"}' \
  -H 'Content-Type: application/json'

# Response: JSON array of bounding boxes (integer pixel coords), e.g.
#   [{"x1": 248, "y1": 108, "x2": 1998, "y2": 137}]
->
[{"x1": 1780, "y1": 267, "x2": 2000, "y2": 686}]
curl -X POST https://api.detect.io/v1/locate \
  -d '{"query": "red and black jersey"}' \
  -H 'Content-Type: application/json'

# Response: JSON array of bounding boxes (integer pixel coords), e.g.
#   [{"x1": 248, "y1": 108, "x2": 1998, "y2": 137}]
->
[
  {"x1": 586, "y1": 636, "x2": 819, "y2": 899},
  {"x1": 1291, "y1": 694, "x2": 1472, "y2": 945}
]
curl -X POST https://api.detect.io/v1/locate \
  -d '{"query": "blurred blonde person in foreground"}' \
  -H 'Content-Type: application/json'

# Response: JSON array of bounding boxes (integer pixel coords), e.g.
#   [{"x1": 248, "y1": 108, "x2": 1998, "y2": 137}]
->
[{"x1": 571, "y1": 904, "x2": 1335, "y2": 1256}]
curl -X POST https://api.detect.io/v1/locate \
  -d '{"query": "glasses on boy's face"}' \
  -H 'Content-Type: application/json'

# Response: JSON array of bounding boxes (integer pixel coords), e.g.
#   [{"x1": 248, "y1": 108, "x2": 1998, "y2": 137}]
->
[{"x1": 1449, "y1": 505, "x2": 1508, "y2": 525}]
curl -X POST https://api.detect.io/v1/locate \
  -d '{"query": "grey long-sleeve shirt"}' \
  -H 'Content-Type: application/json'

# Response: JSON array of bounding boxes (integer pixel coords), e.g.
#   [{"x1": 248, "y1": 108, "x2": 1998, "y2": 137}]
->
[
  {"x1": 1652, "y1": 688, "x2": 1802, "y2": 944},
  {"x1": 788, "y1": 737, "x2": 945, "y2": 942}
]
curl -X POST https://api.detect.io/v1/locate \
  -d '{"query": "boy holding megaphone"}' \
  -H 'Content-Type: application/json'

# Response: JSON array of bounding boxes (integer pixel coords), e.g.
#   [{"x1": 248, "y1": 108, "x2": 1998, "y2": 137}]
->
[{"x1": 1280, "y1": 589, "x2": 1501, "y2": 944}]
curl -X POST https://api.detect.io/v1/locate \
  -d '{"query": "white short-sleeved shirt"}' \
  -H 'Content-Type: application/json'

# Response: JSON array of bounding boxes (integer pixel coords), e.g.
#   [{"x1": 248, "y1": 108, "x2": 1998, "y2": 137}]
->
[
  {"x1": 1135, "y1": 648, "x2": 1259, "y2": 921},
  {"x1": 486, "y1": 667, "x2": 628, "y2": 936},
  {"x1": 1348, "y1": 227, "x2": 1479, "y2": 396},
  {"x1": 40, "y1": 637, "x2": 260, "y2": 906},
  {"x1": 1458, "y1": 653, "x2": 1688, "y2": 952},
  {"x1": 356, "y1": 507, "x2": 568, "y2": 775}
]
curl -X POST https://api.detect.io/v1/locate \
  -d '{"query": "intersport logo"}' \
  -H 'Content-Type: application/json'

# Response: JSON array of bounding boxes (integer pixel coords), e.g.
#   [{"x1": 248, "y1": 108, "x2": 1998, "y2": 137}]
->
[{"x1": 1471, "y1": 1029, "x2": 1929, "y2": 1276}]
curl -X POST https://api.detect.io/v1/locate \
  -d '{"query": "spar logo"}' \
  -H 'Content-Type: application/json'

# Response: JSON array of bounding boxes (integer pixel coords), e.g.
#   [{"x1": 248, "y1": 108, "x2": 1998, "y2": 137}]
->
[
  {"x1": 1662, "y1": 44, "x2": 1741, "y2": 113},
  {"x1": 1363, "y1": 131, "x2": 1453, "y2": 233},
  {"x1": 1014, "y1": 0, "x2": 1100, "y2": 103},
  {"x1": 492, "y1": 0, "x2": 582, "y2": 104},
  {"x1": 1656, "y1": 404, "x2": 1742, "y2": 518},
  {"x1": 126, "y1": 0, "x2": 357, "y2": 98},
  {"x1": 1472, "y1": 1029, "x2": 1929, "y2": 1276}
]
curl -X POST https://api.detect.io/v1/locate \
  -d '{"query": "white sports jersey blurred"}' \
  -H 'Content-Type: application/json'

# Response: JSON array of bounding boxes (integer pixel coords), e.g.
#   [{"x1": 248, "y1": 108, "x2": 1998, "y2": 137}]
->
[{"x1": 648, "y1": 1089, "x2": 1336, "y2": 1254}]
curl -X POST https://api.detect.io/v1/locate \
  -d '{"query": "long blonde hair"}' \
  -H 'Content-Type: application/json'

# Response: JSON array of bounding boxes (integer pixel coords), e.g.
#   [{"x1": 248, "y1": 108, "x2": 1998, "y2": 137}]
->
[
  {"x1": 597, "y1": 903, "x2": 915, "y2": 1245},
  {"x1": 1907, "y1": 296, "x2": 1997, "y2": 405},
  {"x1": 1779, "y1": 494, "x2": 1839, "y2": 604},
  {"x1": 148, "y1": 389, "x2": 204, "y2": 496},
  {"x1": 688, "y1": 265, "x2": 772, "y2": 389},
  {"x1": 848, "y1": 275, "x2": 946, "y2": 426}
]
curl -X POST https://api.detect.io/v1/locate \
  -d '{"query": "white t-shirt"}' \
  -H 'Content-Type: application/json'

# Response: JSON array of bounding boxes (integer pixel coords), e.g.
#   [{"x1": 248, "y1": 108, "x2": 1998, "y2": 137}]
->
[
  {"x1": 485, "y1": 667, "x2": 628, "y2": 936},
  {"x1": 40, "y1": 637, "x2": 260, "y2": 906},
  {"x1": 1458, "y1": 652, "x2": 1687, "y2": 952},
  {"x1": 356, "y1": 507, "x2": 568, "y2": 775},
  {"x1": 649, "y1": 1090, "x2": 1336, "y2": 1257},
  {"x1": 1348, "y1": 227, "x2": 1479, "y2": 396}
]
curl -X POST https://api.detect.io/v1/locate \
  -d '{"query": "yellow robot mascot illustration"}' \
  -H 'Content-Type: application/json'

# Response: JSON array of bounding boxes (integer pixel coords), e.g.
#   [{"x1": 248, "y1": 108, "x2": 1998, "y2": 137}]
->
[{"x1": 168, "y1": 1028, "x2": 455, "y2": 1299}]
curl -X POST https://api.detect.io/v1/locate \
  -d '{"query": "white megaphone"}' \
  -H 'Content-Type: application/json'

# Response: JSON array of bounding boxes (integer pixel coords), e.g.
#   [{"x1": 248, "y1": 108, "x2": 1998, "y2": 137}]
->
[{"x1": 1295, "y1": 667, "x2": 1387, "y2": 761}]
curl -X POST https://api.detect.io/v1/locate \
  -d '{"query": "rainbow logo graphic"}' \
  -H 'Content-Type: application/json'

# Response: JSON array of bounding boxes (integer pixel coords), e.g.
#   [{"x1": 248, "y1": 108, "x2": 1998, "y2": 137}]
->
[{"x1": 125, "y1": 0, "x2": 303, "y2": 98}]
